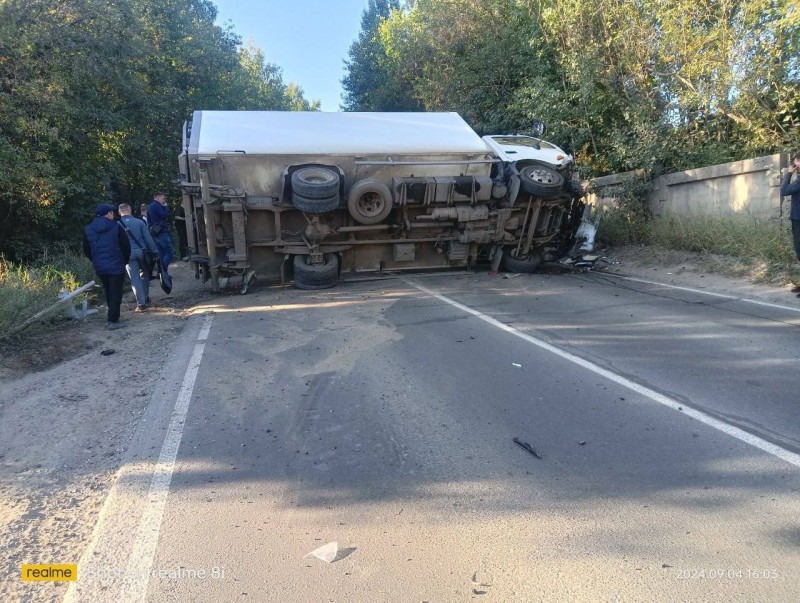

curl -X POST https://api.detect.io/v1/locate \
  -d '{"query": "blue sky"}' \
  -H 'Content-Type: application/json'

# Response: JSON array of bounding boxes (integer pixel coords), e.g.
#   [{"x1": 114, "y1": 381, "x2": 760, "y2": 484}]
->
[{"x1": 213, "y1": 0, "x2": 371, "y2": 111}]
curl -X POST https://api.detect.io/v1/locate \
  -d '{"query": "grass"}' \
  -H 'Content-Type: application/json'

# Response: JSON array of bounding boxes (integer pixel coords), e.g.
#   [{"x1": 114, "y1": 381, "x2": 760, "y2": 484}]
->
[
  {"x1": 0, "y1": 247, "x2": 95, "y2": 339},
  {"x1": 598, "y1": 210, "x2": 800, "y2": 285}
]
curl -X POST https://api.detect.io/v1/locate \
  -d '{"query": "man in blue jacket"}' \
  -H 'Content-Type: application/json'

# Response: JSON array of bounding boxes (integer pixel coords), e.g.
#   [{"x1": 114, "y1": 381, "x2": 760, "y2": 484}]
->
[
  {"x1": 83, "y1": 204, "x2": 131, "y2": 329},
  {"x1": 781, "y1": 152, "x2": 800, "y2": 296},
  {"x1": 148, "y1": 191, "x2": 173, "y2": 280},
  {"x1": 119, "y1": 203, "x2": 160, "y2": 312}
]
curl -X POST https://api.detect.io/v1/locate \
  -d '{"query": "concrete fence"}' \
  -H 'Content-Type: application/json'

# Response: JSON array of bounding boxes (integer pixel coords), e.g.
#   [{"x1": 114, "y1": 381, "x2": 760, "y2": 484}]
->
[{"x1": 586, "y1": 154, "x2": 794, "y2": 220}]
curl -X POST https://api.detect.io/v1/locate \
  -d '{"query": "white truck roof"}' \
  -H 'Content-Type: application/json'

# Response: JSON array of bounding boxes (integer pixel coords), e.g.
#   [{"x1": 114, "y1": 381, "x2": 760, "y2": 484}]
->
[{"x1": 187, "y1": 111, "x2": 491, "y2": 156}]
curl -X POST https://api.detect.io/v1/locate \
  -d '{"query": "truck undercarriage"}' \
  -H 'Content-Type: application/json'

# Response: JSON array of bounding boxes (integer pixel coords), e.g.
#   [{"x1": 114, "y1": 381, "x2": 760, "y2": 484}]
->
[{"x1": 177, "y1": 112, "x2": 587, "y2": 292}]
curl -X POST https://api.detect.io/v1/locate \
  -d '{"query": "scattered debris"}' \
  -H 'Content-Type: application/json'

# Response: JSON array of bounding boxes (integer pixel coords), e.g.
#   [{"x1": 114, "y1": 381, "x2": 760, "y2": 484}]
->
[
  {"x1": 471, "y1": 571, "x2": 494, "y2": 596},
  {"x1": 512, "y1": 363, "x2": 522, "y2": 368},
  {"x1": 60, "y1": 288, "x2": 98, "y2": 320},
  {"x1": 100, "y1": 349, "x2": 115, "y2": 356},
  {"x1": 513, "y1": 437, "x2": 542, "y2": 459},
  {"x1": 58, "y1": 393, "x2": 88, "y2": 402},
  {"x1": 502, "y1": 273, "x2": 521, "y2": 279},
  {"x1": 578, "y1": 441, "x2": 586, "y2": 446},
  {"x1": 573, "y1": 255, "x2": 599, "y2": 268},
  {"x1": 305, "y1": 542, "x2": 338, "y2": 563},
  {"x1": 303, "y1": 542, "x2": 356, "y2": 564}
]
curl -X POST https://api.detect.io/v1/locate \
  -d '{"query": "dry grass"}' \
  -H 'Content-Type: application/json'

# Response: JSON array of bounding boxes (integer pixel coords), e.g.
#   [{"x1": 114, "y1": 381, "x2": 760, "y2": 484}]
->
[
  {"x1": 598, "y1": 211, "x2": 800, "y2": 285},
  {"x1": 0, "y1": 248, "x2": 95, "y2": 339}
]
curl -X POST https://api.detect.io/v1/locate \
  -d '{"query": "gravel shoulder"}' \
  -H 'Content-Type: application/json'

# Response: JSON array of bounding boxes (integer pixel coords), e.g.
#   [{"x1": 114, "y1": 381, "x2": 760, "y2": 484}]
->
[{"x1": 0, "y1": 261, "x2": 212, "y2": 602}]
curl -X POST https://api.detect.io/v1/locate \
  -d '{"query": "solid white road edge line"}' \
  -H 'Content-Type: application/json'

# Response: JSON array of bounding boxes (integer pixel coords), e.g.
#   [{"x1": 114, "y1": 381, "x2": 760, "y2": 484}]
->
[
  {"x1": 602, "y1": 273, "x2": 800, "y2": 314},
  {"x1": 120, "y1": 312, "x2": 214, "y2": 603},
  {"x1": 404, "y1": 279, "x2": 800, "y2": 470},
  {"x1": 63, "y1": 312, "x2": 214, "y2": 603}
]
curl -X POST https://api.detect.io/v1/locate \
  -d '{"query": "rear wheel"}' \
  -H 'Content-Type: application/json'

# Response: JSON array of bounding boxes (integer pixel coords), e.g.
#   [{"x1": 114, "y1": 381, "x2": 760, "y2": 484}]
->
[
  {"x1": 293, "y1": 253, "x2": 339, "y2": 289},
  {"x1": 501, "y1": 248, "x2": 543, "y2": 273}
]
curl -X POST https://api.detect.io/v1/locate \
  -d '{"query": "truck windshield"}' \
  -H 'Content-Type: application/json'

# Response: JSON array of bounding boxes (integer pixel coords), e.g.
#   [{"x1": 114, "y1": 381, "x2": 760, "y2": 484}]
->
[{"x1": 491, "y1": 136, "x2": 557, "y2": 150}]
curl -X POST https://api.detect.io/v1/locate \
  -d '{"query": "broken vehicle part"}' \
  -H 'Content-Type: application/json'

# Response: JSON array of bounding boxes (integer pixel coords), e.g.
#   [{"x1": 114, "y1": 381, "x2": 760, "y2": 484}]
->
[{"x1": 513, "y1": 437, "x2": 542, "y2": 459}]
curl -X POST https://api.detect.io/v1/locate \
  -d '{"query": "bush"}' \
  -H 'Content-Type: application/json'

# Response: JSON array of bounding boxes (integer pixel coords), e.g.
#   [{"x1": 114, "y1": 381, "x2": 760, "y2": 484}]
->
[{"x1": 0, "y1": 248, "x2": 94, "y2": 338}]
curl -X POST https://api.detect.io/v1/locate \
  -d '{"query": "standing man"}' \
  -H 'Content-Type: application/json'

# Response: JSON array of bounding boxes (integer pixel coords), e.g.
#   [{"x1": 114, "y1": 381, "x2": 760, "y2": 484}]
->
[
  {"x1": 148, "y1": 191, "x2": 173, "y2": 279},
  {"x1": 119, "y1": 203, "x2": 160, "y2": 312},
  {"x1": 781, "y1": 152, "x2": 800, "y2": 296},
  {"x1": 139, "y1": 203, "x2": 149, "y2": 225},
  {"x1": 83, "y1": 204, "x2": 130, "y2": 329}
]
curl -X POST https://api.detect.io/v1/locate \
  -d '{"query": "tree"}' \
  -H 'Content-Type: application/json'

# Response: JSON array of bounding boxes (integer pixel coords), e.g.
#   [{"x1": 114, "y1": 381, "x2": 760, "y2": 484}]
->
[
  {"x1": 231, "y1": 42, "x2": 320, "y2": 111},
  {"x1": 341, "y1": 0, "x2": 420, "y2": 111},
  {"x1": 371, "y1": 0, "x2": 798, "y2": 175},
  {"x1": 0, "y1": 0, "x2": 318, "y2": 260},
  {"x1": 533, "y1": 0, "x2": 800, "y2": 171}
]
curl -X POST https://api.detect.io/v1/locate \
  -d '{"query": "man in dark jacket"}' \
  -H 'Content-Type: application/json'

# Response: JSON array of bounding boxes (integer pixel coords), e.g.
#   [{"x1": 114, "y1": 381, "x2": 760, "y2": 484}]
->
[
  {"x1": 148, "y1": 191, "x2": 173, "y2": 279},
  {"x1": 83, "y1": 204, "x2": 131, "y2": 329},
  {"x1": 781, "y1": 152, "x2": 800, "y2": 296}
]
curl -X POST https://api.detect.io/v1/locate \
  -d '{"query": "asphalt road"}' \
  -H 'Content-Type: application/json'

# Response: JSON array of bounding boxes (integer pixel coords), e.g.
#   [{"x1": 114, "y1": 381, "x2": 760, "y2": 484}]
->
[{"x1": 67, "y1": 270, "x2": 800, "y2": 602}]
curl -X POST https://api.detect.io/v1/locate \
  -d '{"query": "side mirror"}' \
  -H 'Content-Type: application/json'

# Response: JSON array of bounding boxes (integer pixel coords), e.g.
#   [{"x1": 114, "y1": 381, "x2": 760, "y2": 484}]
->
[{"x1": 530, "y1": 119, "x2": 546, "y2": 138}]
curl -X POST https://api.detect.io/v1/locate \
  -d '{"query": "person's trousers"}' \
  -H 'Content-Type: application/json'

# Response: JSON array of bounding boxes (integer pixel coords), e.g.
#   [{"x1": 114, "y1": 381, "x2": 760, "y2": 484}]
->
[
  {"x1": 126, "y1": 250, "x2": 150, "y2": 306},
  {"x1": 792, "y1": 220, "x2": 800, "y2": 261},
  {"x1": 155, "y1": 231, "x2": 173, "y2": 276},
  {"x1": 176, "y1": 224, "x2": 189, "y2": 258},
  {"x1": 99, "y1": 273, "x2": 125, "y2": 323}
]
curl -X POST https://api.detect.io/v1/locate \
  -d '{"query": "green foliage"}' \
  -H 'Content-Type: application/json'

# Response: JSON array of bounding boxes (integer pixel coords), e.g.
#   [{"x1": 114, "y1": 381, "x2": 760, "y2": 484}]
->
[
  {"x1": 0, "y1": 0, "x2": 318, "y2": 261},
  {"x1": 345, "y1": 0, "x2": 799, "y2": 176},
  {"x1": 378, "y1": 0, "x2": 556, "y2": 132},
  {"x1": 342, "y1": 0, "x2": 421, "y2": 111},
  {"x1": 234, "y1": 42, "x2": 321, "y2": 111}
]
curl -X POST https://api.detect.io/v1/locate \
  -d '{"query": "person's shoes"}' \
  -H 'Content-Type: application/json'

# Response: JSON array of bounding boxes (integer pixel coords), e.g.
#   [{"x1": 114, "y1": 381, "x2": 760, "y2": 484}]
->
[
  {"x1": 107, "y1": 322, "x2": 127, "y2": 330},
  {"x1": 134, "y1": 305, "x2": 146, "y2": 313},
  {"x1": 145, "y1": 297, "x2": 151, "y2": 304}
]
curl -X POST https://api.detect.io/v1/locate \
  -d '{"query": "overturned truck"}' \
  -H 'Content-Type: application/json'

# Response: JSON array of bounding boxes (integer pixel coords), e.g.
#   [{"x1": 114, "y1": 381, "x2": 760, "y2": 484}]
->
[{"x1": 178, "y1": 111, "x2": 586, "y2": 292}]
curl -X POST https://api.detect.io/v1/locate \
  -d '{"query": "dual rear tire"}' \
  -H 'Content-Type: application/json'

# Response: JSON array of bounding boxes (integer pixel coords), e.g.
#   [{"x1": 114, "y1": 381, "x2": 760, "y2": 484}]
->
[
  {"x1": 291, "y1": 167, "x2": 341, "y2": 213},
  {"x1": 293, "y1": 253, "x2": 339, "y2": 290}
]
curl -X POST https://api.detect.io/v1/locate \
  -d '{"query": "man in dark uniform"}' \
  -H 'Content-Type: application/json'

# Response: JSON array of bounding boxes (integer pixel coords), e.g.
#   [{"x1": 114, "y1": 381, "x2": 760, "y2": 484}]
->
[
  {"x1": 83, "y1": 204, "x2": 131, "y2": 329},
  {"x1": 148, "y1": 191, "x2": 173, "y2": 278},
  {"x1": 781, "y1": 152, "x2": 800, "y2": 296}
]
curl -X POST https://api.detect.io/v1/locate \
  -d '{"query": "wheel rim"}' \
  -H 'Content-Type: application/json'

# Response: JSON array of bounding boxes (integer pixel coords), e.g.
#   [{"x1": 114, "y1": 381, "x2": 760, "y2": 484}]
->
[
  {"x1": 356, "y1": 192, "x2": 385, "y2": 217},
  {"x1": 523, "y1": 167, "x2": 557, "y2": 184}
]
